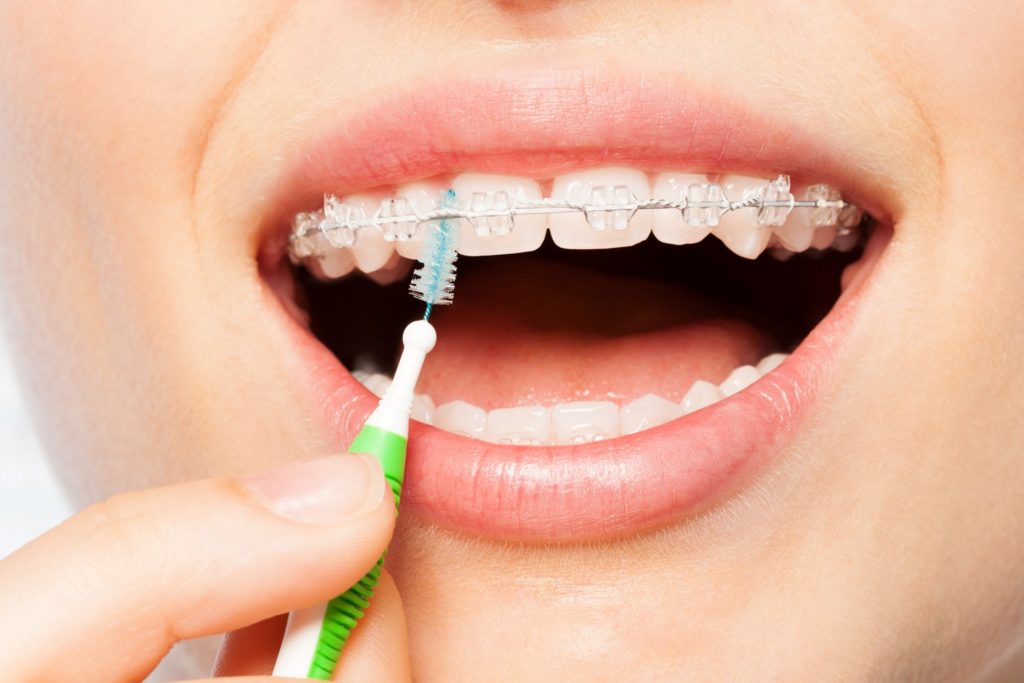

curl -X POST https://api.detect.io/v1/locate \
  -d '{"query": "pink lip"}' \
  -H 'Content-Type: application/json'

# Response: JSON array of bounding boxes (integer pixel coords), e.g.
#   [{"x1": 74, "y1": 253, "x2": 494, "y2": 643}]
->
[{"x1": 268, "y1": 69, "x2": 884, "y2": 541}]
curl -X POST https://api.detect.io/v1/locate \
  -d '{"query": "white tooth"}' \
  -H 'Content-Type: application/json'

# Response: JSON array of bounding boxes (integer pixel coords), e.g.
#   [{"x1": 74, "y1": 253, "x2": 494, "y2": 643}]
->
[
  {"x1": 775, "y1": 183, "x2": 841, "y2": 252},
  {"x1": 833, "y1": 230, "x2": 860, "y2": 253},
  {"x1": 362, "y1": 373, "x2": 392, "y2": 399},
  {"x1": 365, "y1": 374, "x2": 393, "y2": 398},
  {"x1": 450, "y1": 174, "x2": 547, "y2": 256},
  {"x1": 351, "y1": 369, "x2": 371, "y2": 383},
  {"x1": 619, "y1": 394, "x2": 684, "y2": 435},
  {"x1": 773, "y1": 215, "x2": 817, "y2": 252},
  {"x1": 311, "y1": 237, "x2": 356, "y2": 279},
  {"x1": 811, "y1": 225, "x2": 838, "y2": 250},
  {"x1": 392, "y1": 181, "x2": 451, "y2": 260},
  {"x1": 335, "y1": 194, "x2": 396, "y2": 272},
  {"x1": 713, "y1": 175, "x2": 773, "y2": 259},
  {"x1": 485, "y1": 405, "x2": 551, "y2": 445},
  {"x1": 549, "y1": 167, "x2": 652, "y2": 249},
  {"x1": 769, "y1": 247, "x2": 796, "y2": 262},
  {"x1": 435, "y1": 400, "x2": 488, "y2": 438},
  {"x1": 652, "y1": 173, "x2": 716, "y2": 245},
  {"x1": 682, "y1": 380, "x2": 723, "y2": 414},
  {"x1": 366, "y1": 252, "x2": 414, "y2": 285},
  {"x1": 551, "y1": 401, "x2": 619, "y2": 445},
  {"x1": 720, "y1": 365, "x2": 760, "y2": 397},
  {"x1": 412, "y1": 394, "x2": 436, "y2": 424},
  {"x1": 756, "y1": 353, "x2": 788, "y2": 375}
]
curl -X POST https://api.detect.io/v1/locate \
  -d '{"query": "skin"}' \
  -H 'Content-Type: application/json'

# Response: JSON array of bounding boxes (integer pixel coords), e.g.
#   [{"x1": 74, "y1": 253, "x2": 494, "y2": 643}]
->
[{"x1": 1, "y1": 1, "x2": 1023, "y2": 681}]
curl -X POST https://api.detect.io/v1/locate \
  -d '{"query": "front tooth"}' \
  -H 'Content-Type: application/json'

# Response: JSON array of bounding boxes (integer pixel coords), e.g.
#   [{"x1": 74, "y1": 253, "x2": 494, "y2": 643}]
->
[
  {"x1": 756, "y1": 353, "x2": 788, "y2": 375},
  {"x1": 412, "y1": 395, "x2": 436, "y2": 424},
  {"x1": 332, "y1": 194, "x2": 396, "y2": 272},
  {"x1": 549, "y1": 167, "x2": 652, "y2": 249},
  {"x1": 485, "y1": 405, "x2": 551, "y2": 445},
  {"x1": 450, "y1": 174, "x2": 547, "y2": 256},
  {"x1": 392, "y1": 181, "x2": 451, "y2": 260},
  {"x1": 652, "y1": 173, "x2": 716, "y2": 245},
  {"x1": 435, "y1": 400, "x2": 488, "y2": 438},
  {"x1": 720, "y1": 365, "x2": 760, "y2": 397},
  {"x1": 620, "y1": 394, "x2": 684, "y2": 435},
  {"x1": 551, "y1": 401, "x2": 619, "y2": 444},
  {"x1": 682, "y1": 380, "x2": 723, "y2": 414},
  {"x1": 713, "y1": 175, "x2": 773, "y2": 259}
]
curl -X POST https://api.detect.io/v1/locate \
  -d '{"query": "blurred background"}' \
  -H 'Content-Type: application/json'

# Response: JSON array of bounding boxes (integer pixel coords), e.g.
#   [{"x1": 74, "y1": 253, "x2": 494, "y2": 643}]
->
[{"x1": 0, "y1": 336, "x2": 71, "y2": 558}]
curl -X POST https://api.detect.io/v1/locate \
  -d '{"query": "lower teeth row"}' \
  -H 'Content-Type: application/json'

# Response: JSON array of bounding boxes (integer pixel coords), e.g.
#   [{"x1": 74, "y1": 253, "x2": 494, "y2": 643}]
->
[{"x1": 353, "y1": 353, "x2": 787, "y2": 445}]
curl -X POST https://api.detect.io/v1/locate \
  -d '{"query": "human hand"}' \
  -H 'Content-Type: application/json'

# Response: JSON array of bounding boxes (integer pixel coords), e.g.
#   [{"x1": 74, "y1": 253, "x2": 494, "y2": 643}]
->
[{"x1": 0, "y1": 454, "x2": 410, "y2": 682}]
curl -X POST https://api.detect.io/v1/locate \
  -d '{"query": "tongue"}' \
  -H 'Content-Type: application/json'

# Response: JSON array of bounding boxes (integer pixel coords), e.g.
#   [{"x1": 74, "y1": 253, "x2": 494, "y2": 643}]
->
[{"x1": 419, "y1": 258, "x2": 775, "y2": 408}]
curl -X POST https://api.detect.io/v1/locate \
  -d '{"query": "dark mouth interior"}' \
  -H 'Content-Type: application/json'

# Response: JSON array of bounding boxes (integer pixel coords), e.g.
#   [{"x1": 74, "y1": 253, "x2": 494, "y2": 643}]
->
[{"x1": 296, "y1": 227, "x2": 869, "y2": 374}]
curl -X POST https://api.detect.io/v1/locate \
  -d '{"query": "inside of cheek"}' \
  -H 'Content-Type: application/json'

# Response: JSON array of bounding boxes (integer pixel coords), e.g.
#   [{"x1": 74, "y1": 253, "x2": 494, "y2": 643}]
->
[{"x1": 289, "y1": 235, "x2": 862, "y2": 408}]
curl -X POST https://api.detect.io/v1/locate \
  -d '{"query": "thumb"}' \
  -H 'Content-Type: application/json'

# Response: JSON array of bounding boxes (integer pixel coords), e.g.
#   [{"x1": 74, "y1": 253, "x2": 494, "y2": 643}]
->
[{"x1": 0, "y1": 454, "x2": 395, "y2": 683}]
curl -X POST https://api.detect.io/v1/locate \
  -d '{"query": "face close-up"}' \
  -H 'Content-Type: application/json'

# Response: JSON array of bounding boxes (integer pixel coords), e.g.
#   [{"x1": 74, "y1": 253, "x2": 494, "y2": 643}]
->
[{"x1": 1, "y1": 1, "x2": 1023, "y2": 680}]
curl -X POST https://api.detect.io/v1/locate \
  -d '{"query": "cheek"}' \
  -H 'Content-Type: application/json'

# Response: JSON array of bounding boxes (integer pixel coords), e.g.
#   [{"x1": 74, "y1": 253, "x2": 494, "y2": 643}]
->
[{"x1": 0, "y1": 2, "x2": 295, "y2": 498}]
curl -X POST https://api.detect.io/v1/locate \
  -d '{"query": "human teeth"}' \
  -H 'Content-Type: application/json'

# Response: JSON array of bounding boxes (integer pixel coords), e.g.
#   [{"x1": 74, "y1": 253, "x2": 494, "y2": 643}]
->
[
  {"x1": 311, "y1": 236, "x2": 356, "y2": 279},
  {"x1": 682, "y1": 380, "x2": 723, "y2": 414},
  {"x1": 652, "y1": 173, "x2": 716, "y2": 245},
  {"x1": 771, "y1": 183, "x2": 838, "y2": 252},
  {"x1": 713, "y1": 175, "x2": 774, "y2": 259},
  {"x1": 769, "y1": 247, "x2": 796, "y2": 261},
  {"x1": 331, "y1": 194, "x2": 396, "y2": 272},
  {"x1": 435, "y1": 400, "x2": 488, "y2": 438},
  {"x1": 450, "y1": 174, "x2": 547, "y2": 256},
  {"x1": 811, "y1": 226, "x2": 838, "y2": 250},
  {"x1": 361, "y1": 373, "x2": 392, "y2": 399},
  {"x1": 366, "y1": 252, "x2": 414, "y2": 285},
  {"x1": 756, "y1": 353, "x2": 788, "y2": 375},
  {"x1": 720, "y1": 365, "x2": 761, "y2": 397},
  {"x1": 549, "y1": 167, "x2": 652, "y2": 249},
  {"x1": 833, "y1": 230, "x2": 860, "y2": 252},
  {"x1": 355, "y1": 353, "x2": 795, "y2": 443},
  {"x1": 551, "y1": 401, "x2": 619, "y2": 444},
  {"x1": 620, "y1": 394, "x2": 684, "y2": 434},
  {"x1": 411, "y1": 395, "x2": 436, "y2": 424},
  {"x1": 485, "y1": 405, "x2": 551, "y2": 445},
  {"x1": 392, "y1": 181, "x2": 451, "y2": 260}
]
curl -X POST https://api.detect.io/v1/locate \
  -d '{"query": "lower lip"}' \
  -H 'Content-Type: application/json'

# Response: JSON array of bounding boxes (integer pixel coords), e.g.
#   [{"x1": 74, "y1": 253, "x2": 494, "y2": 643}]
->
[{"x1": 281, "y1": 256, "x2": 869, "y2": 542}]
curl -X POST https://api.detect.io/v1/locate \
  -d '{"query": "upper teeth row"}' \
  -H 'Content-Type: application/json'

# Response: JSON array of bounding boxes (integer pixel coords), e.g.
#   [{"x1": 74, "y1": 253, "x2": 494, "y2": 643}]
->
[{"x1": 288, "y1": 173, "x2": 861, "y2": 262}]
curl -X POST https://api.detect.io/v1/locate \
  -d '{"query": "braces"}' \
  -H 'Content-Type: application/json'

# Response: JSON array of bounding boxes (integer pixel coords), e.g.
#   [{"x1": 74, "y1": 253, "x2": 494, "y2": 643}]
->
[{"x1": 288, "y1": 174, "x2": 862, "y2": 261}]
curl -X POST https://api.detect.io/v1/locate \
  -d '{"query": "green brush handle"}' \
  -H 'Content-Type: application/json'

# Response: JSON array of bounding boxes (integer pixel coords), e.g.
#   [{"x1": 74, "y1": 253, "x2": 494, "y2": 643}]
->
[{"x1": 305, "y1": 424, "x2": 407, "y2": 680}]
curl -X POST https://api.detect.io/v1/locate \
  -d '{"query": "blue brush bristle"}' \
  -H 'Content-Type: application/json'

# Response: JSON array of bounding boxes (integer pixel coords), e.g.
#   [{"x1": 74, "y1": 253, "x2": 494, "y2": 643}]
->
[{"x1": 409, "y1": 189, "x2": 459, "y2": 320}]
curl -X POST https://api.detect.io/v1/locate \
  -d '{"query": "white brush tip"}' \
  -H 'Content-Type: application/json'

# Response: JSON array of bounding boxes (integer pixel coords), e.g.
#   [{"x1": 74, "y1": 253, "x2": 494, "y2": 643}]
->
[{"x1": 403, "y1": 320, "x2": 437, "y2": 354}]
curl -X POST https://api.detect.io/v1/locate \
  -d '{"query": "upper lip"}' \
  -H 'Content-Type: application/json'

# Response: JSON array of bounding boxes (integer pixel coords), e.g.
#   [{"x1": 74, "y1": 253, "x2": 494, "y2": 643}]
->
[{"x1": 262, "y1": 67, "x2": 890, "y2": 541}]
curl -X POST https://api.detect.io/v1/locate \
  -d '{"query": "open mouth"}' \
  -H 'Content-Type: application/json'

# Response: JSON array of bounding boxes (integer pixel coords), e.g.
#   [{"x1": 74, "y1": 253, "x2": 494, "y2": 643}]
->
[
  {"x1": 258, "y1": 72, "x2": 893, "y2": 541},
  {"x1": 288, "y1": 170, "x2": 868, "y2": 442}
]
